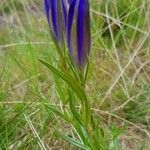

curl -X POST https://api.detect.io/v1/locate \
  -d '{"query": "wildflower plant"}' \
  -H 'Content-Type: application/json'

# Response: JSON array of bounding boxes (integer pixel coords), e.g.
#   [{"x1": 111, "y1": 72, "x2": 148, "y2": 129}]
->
[{"x1": 40, "y1": 0, "x2": 121, "y2": 149}]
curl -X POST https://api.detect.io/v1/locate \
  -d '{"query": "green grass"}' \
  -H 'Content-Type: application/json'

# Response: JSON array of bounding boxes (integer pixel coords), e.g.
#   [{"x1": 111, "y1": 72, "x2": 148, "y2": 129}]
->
[{"x1": 0, "y1": 0, "x2": 150, "y2": 149}]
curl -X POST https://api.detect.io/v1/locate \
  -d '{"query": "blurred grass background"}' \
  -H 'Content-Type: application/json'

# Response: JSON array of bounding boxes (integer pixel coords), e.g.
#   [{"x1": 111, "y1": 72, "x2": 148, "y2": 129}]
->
[{"x1": 0, "y1": 0, "x2": 150, "y2": 149}]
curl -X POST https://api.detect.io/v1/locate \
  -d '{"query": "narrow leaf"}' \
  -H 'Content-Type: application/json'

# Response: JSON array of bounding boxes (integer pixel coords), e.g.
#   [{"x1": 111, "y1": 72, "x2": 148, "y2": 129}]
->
[
  {"x1": 58, "y1": 131, "x2": 91, "y2": 150},
  {"x1": 39, "y1": 60, "x2": 86, "y2": 101},
  {"x1": 68, "y1": 90, "x2": 84, "y2": 126}
]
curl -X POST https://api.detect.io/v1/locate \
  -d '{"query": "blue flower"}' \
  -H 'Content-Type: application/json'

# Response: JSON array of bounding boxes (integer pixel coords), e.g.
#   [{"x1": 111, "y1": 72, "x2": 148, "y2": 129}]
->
[
  {"x1": 67, "y1": 0, "x2": 91, "y2": 69},
  {"x1": 44, "y1": 0, "x2": 69, "y2": 43},
  {"x1": 44, "y1": 0, "x2": 91, "y2": 69}
]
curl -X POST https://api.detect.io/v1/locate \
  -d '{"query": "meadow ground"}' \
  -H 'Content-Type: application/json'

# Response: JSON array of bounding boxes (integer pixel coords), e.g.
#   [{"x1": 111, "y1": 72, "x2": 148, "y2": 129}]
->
[{"x1": 0, "y1": 0, "x2": 150, "y2": 149}]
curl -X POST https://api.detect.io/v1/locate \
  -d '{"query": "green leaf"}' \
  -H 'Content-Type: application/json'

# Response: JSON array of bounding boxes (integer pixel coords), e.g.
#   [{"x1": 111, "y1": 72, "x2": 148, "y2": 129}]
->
[
  {"x1": 58, "y1": 131, "x2": 91, "y2": 150},
  {"x1": 54, "y1": 75, "x2": 67, "y2": 103},
  {"x1": 43, "y1": 103, "x2": 70, "y2": 122},
  {"x1": 39, "y1": 60, "x2": 91, "y2": 125},
  {"x1": 73, "y1": 121, "x2": 90, "y2": 146},
  {"x1": 39, "y1": 60, "x2": 86, "y2": 101},
  {"x1": 68, "y1": 90, "x2": 84, "y2": 126}
]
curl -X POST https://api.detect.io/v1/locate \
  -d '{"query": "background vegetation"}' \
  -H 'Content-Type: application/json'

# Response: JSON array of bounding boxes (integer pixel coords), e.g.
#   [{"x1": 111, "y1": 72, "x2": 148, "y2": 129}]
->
[{"x1": 0, "y1": 0, "x2": 150, "y2": 149}]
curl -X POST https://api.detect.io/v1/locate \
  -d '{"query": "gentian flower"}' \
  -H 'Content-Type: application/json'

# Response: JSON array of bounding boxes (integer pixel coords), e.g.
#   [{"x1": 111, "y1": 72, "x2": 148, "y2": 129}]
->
[
  {"x1": 67, "y1": 0, "x2": 91, "y2": 69},
  {"x1": 44, "y1": 0, "x2": 69, "y2": 43},
  {"x1": 44, "y1": 0, "x2": 91, "y2": 70}
]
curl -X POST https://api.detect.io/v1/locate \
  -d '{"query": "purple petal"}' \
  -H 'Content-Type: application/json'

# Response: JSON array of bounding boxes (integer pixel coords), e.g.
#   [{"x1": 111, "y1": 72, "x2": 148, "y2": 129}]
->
[
  {"x1": 67, "y1": 0, "x2": 77, "y2": 52},
  {"x1": 77, "y1": 0, "x2": 91, "y2": 67},
  {"x1": 62, "y1": 0, "x2": 68, "y2": 28},
  {"x1": 67, "y1": 0, "x2": 91, "y2": 69},
  {"x1": 77, "y1": 0, "x2": 85, "y2": 65},
  {"x1": 50, "y1": 0, "x2": 58, "y2": 39},
  {"x1": 44, "y1": 0, "x2": 66, "y2": 42},
  {"x1": 44, "y1": 0, "x2": 50, "y2": 24},
  {"x1": 67, "y1": 0, "x2": 73, "y2": 5}
]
